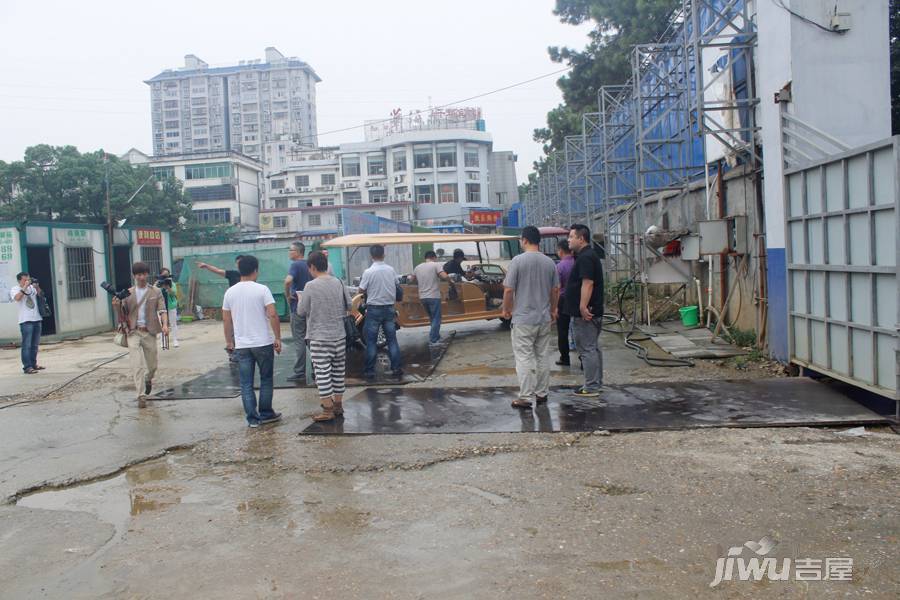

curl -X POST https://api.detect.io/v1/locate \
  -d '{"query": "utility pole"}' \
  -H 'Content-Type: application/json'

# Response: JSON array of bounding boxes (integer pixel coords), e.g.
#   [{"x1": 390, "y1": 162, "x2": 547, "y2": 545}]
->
[{"x1": 104, "y1": 152, "x2": 115, "y2": 289}]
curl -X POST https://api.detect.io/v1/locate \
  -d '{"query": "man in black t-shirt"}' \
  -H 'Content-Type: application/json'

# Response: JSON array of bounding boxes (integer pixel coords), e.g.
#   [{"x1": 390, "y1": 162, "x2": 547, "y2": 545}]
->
[
  {"x1": 197, "y1": 255, "x2": 246, "y2": 362},
  {"x1": 443, "y1": 248, "x2": 470, "y2": 280},
  {"x1": 198, "y1": 256, "x2": 244, "y2": 288},
  {"x1": 564, "y1": 224, "x2": 604, "y2": 397}
]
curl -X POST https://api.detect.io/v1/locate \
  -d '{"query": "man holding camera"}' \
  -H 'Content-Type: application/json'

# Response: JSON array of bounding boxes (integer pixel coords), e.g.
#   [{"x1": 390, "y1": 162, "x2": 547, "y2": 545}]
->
[
  {"x1": 10, "y1": 272, "x2": 45, "y2": 374},
  {"x1": 112, "y1": 262, "x2": 169, "y2": 405},
  {"x1": 157, "y1": 267, "x2": 179, "y2": 348}
]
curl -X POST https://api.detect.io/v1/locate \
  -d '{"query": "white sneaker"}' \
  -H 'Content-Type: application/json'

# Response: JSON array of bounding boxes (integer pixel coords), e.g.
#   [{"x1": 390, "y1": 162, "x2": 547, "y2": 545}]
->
[{"x1": 173, "y1": 340, "x2": 180, "y2": 347}]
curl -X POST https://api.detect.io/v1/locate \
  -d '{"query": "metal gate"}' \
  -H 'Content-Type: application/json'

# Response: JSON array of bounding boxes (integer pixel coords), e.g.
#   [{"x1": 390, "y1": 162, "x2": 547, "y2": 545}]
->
[{"x1": 785, "y1": 137, "x2": 899, "y2": 402}]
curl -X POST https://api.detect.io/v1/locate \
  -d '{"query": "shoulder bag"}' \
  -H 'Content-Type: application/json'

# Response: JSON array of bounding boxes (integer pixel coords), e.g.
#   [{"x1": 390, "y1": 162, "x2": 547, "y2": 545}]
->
[
  {"x1": 113, "y1": 289, "x2": 150, "y2": 348},
  {"x1": 340, "y1": 281, "x2": 359, "y2": 347}
]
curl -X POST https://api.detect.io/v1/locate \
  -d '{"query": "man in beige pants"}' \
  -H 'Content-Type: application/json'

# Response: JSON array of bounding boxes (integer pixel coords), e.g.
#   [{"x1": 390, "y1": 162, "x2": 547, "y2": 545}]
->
[
  {"x1": 113, "y1": 261, "x2": 169, "y2": 406},
  {"x1": 502, "y1": 226, "x2": 560, "y2": 409}
]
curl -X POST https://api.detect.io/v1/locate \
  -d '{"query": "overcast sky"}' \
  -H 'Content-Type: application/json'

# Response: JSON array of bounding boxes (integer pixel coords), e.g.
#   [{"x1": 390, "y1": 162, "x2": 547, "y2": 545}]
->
[{"x1": 0, "y1": 0, "x2": 594, "y2": 184}]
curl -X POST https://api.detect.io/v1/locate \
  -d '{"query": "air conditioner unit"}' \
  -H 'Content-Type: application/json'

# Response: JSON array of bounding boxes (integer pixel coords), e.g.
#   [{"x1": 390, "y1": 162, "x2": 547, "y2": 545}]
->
[
  {"x1": 302, "y1": 187, "x2": 310, "y2": 192},
  {"x1": 285, "y1": 187, "x2": 295, "y2": 193},
  {"x1": 278, "y1": 189, "x2": 285, "y2": 194},
  {"x1": 394, "y1": 175, "x2": 403, "y2": 183}
]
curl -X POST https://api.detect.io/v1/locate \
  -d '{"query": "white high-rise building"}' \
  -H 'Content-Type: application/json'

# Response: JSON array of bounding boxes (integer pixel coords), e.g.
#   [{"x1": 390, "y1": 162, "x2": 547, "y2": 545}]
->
[{"x1": 145, "y1": 47, "x2": 319, "y2": 161}]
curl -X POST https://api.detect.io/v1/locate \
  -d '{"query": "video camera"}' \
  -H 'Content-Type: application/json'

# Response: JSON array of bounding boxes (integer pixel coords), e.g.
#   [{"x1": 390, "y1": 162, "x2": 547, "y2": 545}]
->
[
  {"x1": 100, "y1": 281, "x2": 130, "y2": 301},
  {"x1": 155, "y1": 275, "x2": 174, "y2": 289}
]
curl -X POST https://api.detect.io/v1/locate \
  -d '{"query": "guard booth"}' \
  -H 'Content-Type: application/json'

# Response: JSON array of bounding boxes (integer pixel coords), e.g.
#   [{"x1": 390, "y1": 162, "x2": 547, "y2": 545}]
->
[
  {"x1": 110, "y1": 226, "x2": 175, "y2": 292},
  {"x1": 0, "y1": 221, "x2": 174, "y2": 344}
]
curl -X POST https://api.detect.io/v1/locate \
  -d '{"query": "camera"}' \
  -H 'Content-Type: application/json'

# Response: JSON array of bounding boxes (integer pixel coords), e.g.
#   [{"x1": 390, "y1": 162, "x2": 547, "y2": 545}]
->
[
  {"x1": 30, "y1": 276, "x2": 39, "y2": 285},
  {"x1": 100, "y1": 281, "x2": 130, "y2": 300},
  {"x1": 155, "y1": 275, "x2": 173, "y2": 289}
]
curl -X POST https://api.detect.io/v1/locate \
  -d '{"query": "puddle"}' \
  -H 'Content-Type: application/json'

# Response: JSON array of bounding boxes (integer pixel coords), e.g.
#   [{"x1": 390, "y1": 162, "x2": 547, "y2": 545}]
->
[{"x1": 17, "y1": 455, "x2": 183, "y2": 524}]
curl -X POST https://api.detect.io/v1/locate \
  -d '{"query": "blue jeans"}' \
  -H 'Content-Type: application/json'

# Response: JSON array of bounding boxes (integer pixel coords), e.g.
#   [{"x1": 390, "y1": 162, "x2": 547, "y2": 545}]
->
[
  {"x1": 420, "y1": 298, "x2": 442, "y2": 344},
  {"x1": 364, "y1": 304, "x2": 402, "y2": 376},
  {"x1": 235, "y1": 345, "x2": 276, "y2": 424},
  {"x1": 19, "y1": 321, "x2": 41, "y2": 372}
]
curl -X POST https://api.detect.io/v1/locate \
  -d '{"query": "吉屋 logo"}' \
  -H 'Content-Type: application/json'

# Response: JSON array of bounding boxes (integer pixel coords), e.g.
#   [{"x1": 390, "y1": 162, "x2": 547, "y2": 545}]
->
[{"x1": 709, "y1": 536, "x2": 853, "y2": 587}]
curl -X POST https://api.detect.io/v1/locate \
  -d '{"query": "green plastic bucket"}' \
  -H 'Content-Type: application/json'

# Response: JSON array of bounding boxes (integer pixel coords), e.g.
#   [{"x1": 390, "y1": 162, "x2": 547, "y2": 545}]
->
[{"x1": 679, "y1": 306, "x2": 699, "y2": 327}]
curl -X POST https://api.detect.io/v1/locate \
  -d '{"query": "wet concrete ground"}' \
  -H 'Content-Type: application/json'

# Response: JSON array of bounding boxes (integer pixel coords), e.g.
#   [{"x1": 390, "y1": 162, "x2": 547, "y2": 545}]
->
[{"x1": 1, "y1": 319, "x2": 898, "y2": 598}]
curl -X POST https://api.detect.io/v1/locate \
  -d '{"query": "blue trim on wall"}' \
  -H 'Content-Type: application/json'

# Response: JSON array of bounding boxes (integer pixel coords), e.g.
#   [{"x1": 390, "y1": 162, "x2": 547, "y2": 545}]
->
[{"x1": 767, "y1": 247, "x2": 788, "y2": 362}]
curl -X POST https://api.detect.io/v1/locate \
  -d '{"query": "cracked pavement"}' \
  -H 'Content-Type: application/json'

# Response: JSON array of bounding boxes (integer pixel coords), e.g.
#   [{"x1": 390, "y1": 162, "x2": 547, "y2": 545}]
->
[{"x1": 1, "y1": 319, "x2": 898, "y2": 599}]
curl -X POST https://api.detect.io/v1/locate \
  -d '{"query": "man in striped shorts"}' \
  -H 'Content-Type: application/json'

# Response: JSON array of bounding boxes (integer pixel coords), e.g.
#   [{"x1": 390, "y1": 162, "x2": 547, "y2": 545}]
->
[{"x1": 297, "y1": 251, "x2": 355, "y2": 422}]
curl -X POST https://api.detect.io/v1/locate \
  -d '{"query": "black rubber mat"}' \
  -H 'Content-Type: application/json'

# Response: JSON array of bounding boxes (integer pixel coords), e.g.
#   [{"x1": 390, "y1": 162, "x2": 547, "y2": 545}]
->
[
  {"x1": 300, "y1": 378, "x2": 887, "y2": 435},
  {"x1": 154, "y1": 331, "x2": 455, "y2": 400}
]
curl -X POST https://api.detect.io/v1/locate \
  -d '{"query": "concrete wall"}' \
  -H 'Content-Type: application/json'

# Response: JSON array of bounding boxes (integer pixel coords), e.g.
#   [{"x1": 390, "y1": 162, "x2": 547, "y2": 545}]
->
[
  {"x1": 756, "y1": 0, "x2": 892, "y2": 360},
  {"x1": 49, "y1": 227, "x2": 111, "y2": 337},
  {"x1": 0, "y1": 227, "x2": 25, "y2": 341}
]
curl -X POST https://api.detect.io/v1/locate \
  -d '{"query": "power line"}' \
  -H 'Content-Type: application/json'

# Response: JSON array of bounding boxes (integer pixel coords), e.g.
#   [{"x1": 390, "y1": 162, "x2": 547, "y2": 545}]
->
[
  {"x1": 304, "y1": 66, "x2": 573, "y2": 142},
  {"x1": 774, "y1": 0, "x2": 846, "y2": 35}
]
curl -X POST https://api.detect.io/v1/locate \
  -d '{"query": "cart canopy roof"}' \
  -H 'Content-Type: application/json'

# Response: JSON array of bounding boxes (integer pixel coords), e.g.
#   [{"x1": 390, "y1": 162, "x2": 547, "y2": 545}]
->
[{"x1": 322, "y1": 233, "x2": 518, "y2": 248}]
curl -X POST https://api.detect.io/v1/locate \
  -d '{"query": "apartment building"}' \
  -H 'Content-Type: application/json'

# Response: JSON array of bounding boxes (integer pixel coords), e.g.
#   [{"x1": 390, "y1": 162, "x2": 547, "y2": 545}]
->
[
  {"x1": 260, "y1": 108, "x2": 519, "y2": 237},
  {"x1": 145, "y1": 47, "x2": 319, "y2": 161},
  {"x1": 125, "y1": 149, "x2": 264, "y2": 232},
  {"x1": 488, "y1": 150, "x2": 519, "y2": 210}
]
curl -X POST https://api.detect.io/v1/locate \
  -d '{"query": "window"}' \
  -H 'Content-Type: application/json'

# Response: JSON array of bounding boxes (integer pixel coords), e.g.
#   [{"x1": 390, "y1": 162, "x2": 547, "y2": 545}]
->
[
  {"x1": 437, "y1": 144, "x2": 457, "y2": 168},
  {"x1": 367, "y1": 153, "x2": 386, "y2": 176},
  {"x1": 295, "y1": 175, "x2": 309, "y2": 187},
  {"x1": 464, "y1": 149, "x2": 479, "y2": 168},
  {"x1": 308, "y1": 214, "x2": 322, "y2": 227},
  {"x1": 415, "y1": 185, "x2": 433, "y2": 204},
  {"x1": 164, "y1": 100, "x2": 178, "y2": 109},
  {"x1": 140, "y1": 246, "x2": 162, "y2": 278},
  {"x1": 393, "y1": 150, "x2": 407, "y2": 172},
  {"x1": 341, "y1": 156, "x2": 360, "y2": 177},
  {"x1": 343, "y1": 191, "x2": 362, "y2": 205},
  {"x1": 439, "y1": 184, "x2": 458, "y2": 204},
  {"x1": 65, "y1": 246, "x2": 96, "y2": 300},
  {"x1": 414, "y1": 147, "x2": 433, "y2": 169},
  {"x1": 319, "y1": 198, "x2": 334, "y2": 206},
  {"x1": 321, "y1": 173, "x2": 335, "y2": 185},
  {"x1": 336, "y1": 212, "x2": 343, "y2": 227},
  {"x1": 391, "y1": 209, "x2": 404, "y2": 222},
  {"x1": 466, "y1": 183, "x2": 481, "y2": 203},
  {"x1": 369, "y1": 189, "x2": 388, "y2": 203},
  {"x1": 394, "y1": 185, "x2": 408, "y2": 198},
  {"x1": 194, "y1": 208, "x2": 231, "y2": 224},
  {"x1": 184, "y1": 162, "x2": 232, "y2": 179},
  {"x1": 186, "y1": 185, "x2": 235, "y2": 201},
  {"x1": 273, "y1": 216, "x2": 289, "y2": 228},
  {"x1": 496, "y1": 191, "x2": 508, "y2": 205},
  {"x1": 164, "y1": 120, "x2": 179, "y2": 129},
  {"x1": 165, "y1": 131, "x2": 180, "y2": 138},
  {"x1": 270, "y1": 179, "x2": 285, "y2": 190},
  {"x1": 152, "y1": 166, "x2": 175, "y2": 180},
  {"x1": 273, "y1": 198, "x2": 288, "y2": 208}
]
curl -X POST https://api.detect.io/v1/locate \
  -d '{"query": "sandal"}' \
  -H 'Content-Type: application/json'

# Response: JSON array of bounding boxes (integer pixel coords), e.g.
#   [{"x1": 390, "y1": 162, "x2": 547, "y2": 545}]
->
[
  {"x1": 511, "y1": 399, "x2": 532, "y2": 409},
  {"x1": 320, "y1": 400, "x2": 344, "y2": 417},
  {"x1": 312, "y1": 400, "x2": 336, "y2": 422}
]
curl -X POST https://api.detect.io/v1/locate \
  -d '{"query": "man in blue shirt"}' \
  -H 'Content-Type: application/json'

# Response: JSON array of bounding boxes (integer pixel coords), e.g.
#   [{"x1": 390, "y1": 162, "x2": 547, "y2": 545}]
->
[
  {"x1": 359, "y1": 244, "x2": 402, "y2": 380},
  {"x1": 284, "y1": 241, "x2": 312, "y2": 382}
]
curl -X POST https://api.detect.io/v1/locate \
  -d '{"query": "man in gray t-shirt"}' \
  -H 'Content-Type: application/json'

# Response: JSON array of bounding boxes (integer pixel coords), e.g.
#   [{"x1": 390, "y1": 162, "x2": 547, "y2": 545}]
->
[
  {"x1": 502, "y1": 226, "x2": 560, "y2": 409},
  {"x1": 412, "y1": 251, "x2": 449, "y2": 344}
]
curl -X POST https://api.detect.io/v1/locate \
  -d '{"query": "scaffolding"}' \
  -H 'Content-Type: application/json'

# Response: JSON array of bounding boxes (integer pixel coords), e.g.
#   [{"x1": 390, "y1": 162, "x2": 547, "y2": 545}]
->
[{"x1": 524, "y1": 0, "x2": 759, "y2": 324}]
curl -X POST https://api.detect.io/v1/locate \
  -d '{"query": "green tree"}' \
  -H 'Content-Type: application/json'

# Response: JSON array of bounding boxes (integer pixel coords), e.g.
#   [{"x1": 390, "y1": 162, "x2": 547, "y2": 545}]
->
[
  {"x1": 0, "y1": 145, "x2": 191, "y2": 232},
  {"x1": 535, "y1": 0, "x2": 680, "y2": 152}
]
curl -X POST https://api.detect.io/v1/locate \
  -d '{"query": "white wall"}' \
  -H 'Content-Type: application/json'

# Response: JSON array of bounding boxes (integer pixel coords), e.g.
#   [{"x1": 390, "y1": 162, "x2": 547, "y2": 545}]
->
[
  {"x1": 50, "y1": 227, "x2": 111, "y2": 336},
  {"x1": 0, "y1": 227, "x2": 24, "y2": 341}
]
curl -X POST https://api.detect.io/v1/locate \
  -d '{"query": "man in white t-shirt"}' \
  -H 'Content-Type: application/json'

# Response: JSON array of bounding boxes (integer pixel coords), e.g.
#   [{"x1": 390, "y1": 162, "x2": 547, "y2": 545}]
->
[
  {"x1": 10, "y1": 272, "x2": 44, "y2": 374},
  {"x1": 222, "y1": 255, "x2": 283, "y2": 428},
  {"x1": 412, "y1": 251, "x2": 449, "y2": 344}
]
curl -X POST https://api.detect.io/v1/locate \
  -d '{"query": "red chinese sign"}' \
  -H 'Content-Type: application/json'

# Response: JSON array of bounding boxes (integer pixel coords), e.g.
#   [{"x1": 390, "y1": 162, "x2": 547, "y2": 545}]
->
[
  {"x1": 136, "y1": 228, "x2": 162, "y2": 246},
  {"x1": 469, "y1": 210, "x2": 501, "y2": 226}
]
